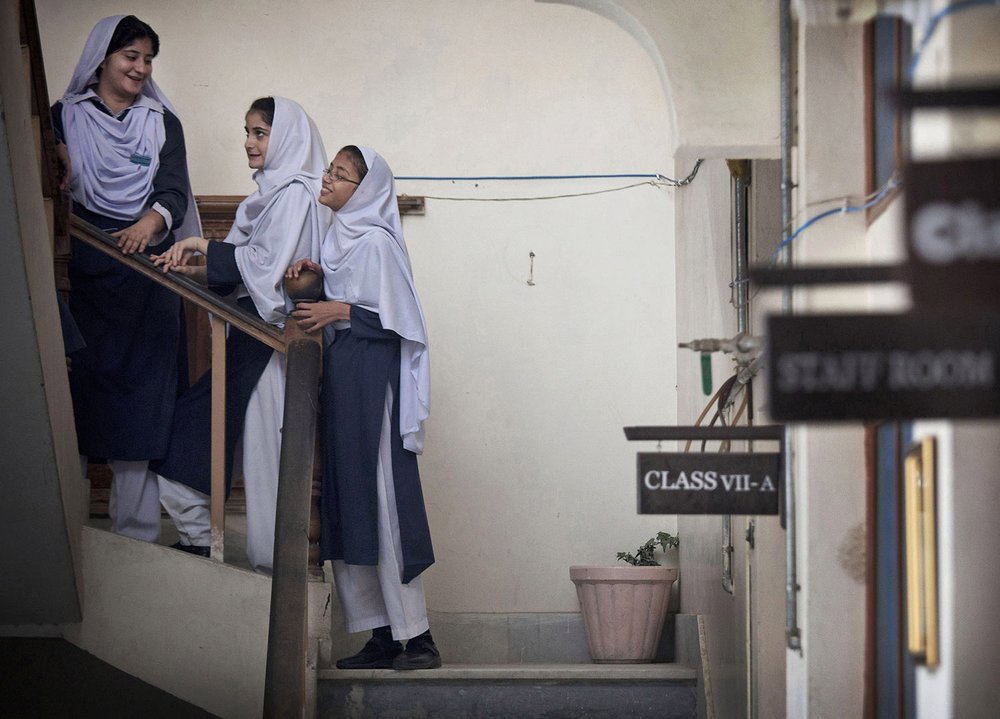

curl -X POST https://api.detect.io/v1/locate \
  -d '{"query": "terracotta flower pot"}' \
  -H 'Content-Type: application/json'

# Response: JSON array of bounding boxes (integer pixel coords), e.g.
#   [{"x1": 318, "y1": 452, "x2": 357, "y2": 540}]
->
[{"x1": 570, "y1": 565, "x2": 678, "y2": 663}]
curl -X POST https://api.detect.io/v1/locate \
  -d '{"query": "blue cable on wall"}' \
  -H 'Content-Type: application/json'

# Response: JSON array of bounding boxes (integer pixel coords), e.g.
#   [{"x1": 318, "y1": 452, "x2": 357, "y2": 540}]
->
[
  {"x1": 774, "y1": 0, "x2": 999, "y2": 262},
  {"x1": 907, "y1": 0, "x2": 1000, "y2": 82},
  {"x1": 394, "y1": 173, "x2": 663, "y2": 181}
]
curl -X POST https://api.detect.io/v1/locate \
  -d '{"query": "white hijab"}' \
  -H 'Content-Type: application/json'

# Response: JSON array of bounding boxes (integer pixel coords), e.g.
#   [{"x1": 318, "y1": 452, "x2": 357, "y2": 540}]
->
[
  {"x1": 61, "y1": 15, "x2": 202, "y2": 241},
  {"x1": 227, "y1": 97, "x2": 331, "y2": 324},
  {"x1": 322, "y1": 147, "x2": 430, "y2": 454}
]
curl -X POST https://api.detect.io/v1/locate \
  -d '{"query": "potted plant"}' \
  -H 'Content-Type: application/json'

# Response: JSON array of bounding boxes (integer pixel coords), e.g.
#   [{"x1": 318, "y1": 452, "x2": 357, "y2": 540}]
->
[{"x1": 570, "y1": 531, "x2": 679, "y2": 663}]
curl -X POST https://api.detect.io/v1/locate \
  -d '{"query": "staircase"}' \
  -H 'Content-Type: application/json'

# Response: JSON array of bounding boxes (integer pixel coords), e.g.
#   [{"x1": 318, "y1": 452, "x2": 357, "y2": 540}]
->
[
  {"x1": 9, "y1": 2, "x2": 704, "y2": 715},
  {"x1": 318, "y1": 664, "x2": 697, "y2": 719},
  {"x1": 315, "y1": 612, "x2": 703, "y2": 719}
]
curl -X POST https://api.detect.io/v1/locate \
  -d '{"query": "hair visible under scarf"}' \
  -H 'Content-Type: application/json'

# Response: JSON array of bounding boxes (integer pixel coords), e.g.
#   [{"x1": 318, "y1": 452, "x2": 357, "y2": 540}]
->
[
  {"x1": 228, "y1": 96, "x2": 332, "y2": 324},
  {"x1": 248, "y1": 97, "x2": 275, "y2": 126},
  {"x1": 338, "y1": 145, "x2": 369, "y2": 183},
  {"x1": 60, "y1": 15, "x2": 202, "y2": 242},
  {"x1": 105, "y1": 15, "x2": 159, "y2": 57}
]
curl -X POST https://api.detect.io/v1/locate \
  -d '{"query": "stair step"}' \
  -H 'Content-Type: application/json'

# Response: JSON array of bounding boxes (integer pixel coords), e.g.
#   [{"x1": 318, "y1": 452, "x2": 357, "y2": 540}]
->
[{"x1": 318, "y1": 662, "x2": 698, "y2": 719}]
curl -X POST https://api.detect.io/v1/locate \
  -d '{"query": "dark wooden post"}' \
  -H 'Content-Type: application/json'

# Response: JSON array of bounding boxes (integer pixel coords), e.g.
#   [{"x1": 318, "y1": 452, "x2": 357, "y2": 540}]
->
[{"x1": 263, "y1": 270, "x2": 323, "y2": 718}]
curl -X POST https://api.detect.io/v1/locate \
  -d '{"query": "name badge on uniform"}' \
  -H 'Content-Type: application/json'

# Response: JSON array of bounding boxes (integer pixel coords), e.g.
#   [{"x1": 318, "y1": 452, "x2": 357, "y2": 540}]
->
[{"x1": 129, "y1": 153, "x2": 152, "y2": 167}]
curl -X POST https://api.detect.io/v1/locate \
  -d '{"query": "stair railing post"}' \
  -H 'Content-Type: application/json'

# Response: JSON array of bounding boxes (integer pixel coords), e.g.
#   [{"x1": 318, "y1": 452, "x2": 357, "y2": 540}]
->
[
  {"x1": 209, "y1": 313, "x2": 226, "y2": 561},
  {"x1": 264, "y1": 270, "x2": 324, "y2": 718}
]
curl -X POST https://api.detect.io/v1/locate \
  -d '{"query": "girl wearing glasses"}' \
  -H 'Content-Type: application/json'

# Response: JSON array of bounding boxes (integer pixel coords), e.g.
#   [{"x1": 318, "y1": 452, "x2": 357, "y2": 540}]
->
[
  {"x1": 286, "y1": 146, "x2": 439, "y2": 670},
  {"x1": 151, "y1": 97, "x2": 330, "y2": 573}
]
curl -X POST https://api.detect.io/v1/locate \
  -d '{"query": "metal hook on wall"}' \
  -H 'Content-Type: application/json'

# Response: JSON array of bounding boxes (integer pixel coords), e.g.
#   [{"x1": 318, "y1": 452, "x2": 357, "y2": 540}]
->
[{"x1": 527, "y1": 251, "x2": 536, "y2": 286}]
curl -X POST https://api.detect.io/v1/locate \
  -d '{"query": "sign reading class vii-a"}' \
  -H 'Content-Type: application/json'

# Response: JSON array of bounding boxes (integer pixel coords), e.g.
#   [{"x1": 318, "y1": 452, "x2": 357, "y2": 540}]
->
[{"x1": 638, "y1": 453, "x2": 780, "y2": 516}]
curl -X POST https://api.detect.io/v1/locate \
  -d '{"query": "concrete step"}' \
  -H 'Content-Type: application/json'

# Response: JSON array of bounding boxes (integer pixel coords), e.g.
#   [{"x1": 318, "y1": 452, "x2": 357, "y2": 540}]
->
[{"x1": 317, "y1": 662, "x2": 698, "y2": 719}]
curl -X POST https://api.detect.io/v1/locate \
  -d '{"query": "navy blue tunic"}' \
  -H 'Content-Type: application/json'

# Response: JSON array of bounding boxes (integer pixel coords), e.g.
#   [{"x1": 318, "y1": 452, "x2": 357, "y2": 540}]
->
[
  {"x1": 53, "y1": 100, "x2": 191, "y2": 460},
  {"x1": 319, "y1": 306, "x2": 435, "y2": 583},
  {"x1": 150, "y1": 243, "x2": 273, "y2": 496}
]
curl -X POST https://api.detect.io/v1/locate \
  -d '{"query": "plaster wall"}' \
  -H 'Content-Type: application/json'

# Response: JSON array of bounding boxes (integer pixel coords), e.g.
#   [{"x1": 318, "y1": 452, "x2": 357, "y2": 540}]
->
[
  {"x1": 64, "y1": 528, "x2": 276, "y2": 718},
  {"x1": 672, "y1": 158, "x2": 745, "y2": 718},
  {"x1": 672, "y1": 155, "x2": 789, "y2": 719},
  {"x1": 786, "y1": 21, "x2": 870, "y2": 719},
  {"x1": 786, "y1": 3, "x2": 1000, "y2": 717},
  {"x1": 908, "y1": 4, "x2": 1000, "y2": 718},
  {"x1": 545, "y1": 0, "x2": 781, "y2": 159},
  {"x1": 36, "y1": 0, "x2": 681, "y2": 614}
]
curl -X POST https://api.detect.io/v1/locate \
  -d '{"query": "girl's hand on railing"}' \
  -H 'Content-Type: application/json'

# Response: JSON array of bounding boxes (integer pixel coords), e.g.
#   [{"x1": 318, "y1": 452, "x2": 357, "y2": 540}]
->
[
  {"x1": 112, "y1": 210, "x2": 166, "y2": 255},
  {"x1": 152, "y1": 236, "x2": 208, "y2": 272},
  {"x1": 290, "y1": 300, "x2": 349, "y2": 334},
  {"x1": 285, "y1": 258, "x2": 324, "y2": 280}
]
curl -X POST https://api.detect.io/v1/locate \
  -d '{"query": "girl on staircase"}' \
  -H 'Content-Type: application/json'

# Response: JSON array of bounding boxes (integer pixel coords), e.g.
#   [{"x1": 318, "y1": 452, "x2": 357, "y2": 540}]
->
[
  {"x1": 151, "y1": 97, "x2": 330, "y2": 574},
  {"x1": 286, "y1": 145, "x2": 440, "y2": 669},
  {"x1": 53, "y1": 15, "x2": 200, "y2": 544}
]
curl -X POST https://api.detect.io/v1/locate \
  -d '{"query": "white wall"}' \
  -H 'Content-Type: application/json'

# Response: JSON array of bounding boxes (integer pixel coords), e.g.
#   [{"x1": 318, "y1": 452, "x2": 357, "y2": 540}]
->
[
  {"x1": 546, "y1": 0, "x2": 782, "y2": 159},
  {"x1": 909, "y1": 3, "x2": 1000, "y2": 718},
  {"x1": 66, "y1": 528, "x2": 273, "y2": 718},
  {"x1": 37, "y1": 0, "x2": 680, "y2": 614},
  {"x1": 784, "y1": 22, "x2": 871, "y2": 719},
  {"x1": 786, "y1": 2, "x2": 1000, "y2": 717},
  {"x1": 672, "y1": 159, "x2": 743, "y2": 718}
]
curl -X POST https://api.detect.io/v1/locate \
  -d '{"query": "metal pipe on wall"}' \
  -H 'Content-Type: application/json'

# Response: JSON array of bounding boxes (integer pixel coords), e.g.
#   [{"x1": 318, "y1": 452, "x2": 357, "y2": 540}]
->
[
  {"x1": 730, "y1": 158, "x2": 753, "y2": 717},
  {"x1": 722, "y1": 158, "x2": 752, "y2": 597},
  {"x1": 780, "y1": 0, "x2": 803, "y2": 654}
]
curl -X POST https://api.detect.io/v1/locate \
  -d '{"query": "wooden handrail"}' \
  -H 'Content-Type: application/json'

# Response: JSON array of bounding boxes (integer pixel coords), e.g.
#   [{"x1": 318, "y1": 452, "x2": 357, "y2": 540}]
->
[
  {"x1": 71, "y1": 214, "x2": 287, "y2": 566},
  {"x1": 73, "y1": 215, "x2": 327, "y2": 708},
  {"x1": 26, "y1": 0, "x2": 322, "y2": 707},
  {"x1": 69, "y1": 214, "x2": 285, "y2": 353}
]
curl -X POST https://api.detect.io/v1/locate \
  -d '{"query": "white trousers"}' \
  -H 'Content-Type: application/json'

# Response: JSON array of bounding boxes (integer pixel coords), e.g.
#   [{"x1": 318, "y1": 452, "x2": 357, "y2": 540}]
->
[
  {"x1": 331, "y1": 385, "x2": 429, "y2": 642},
  {"x1": 83, "y1": 456, "x2": 161, "y2": 542},
  {"x1": 158, "y1": 351, "x2": 285, "y2": 574}
]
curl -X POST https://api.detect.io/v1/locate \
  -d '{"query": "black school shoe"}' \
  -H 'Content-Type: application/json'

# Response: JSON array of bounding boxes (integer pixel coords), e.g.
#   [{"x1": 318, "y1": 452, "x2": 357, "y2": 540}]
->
[
  {"x1": 169, "y1": 541, "x2": 210, "y2": 558},
  {"x1": 392, "y1": 631, "x2": 442, "y2": 670},
  {"x1": 336, "y1": 633, "x2": 403, "y2": 670}
]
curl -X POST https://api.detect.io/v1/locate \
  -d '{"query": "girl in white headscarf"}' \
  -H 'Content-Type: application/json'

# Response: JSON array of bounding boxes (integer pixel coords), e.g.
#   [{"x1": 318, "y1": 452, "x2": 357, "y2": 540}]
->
[
  {"x1": 286, "y1": 146, "x2": 438, "y2": 670},
  {"x1": 151, "y1": 97, "x2": 330, "y2": 573},
  {"x1": 53, "y1": 15, "x2": 200, "y2": 544}
]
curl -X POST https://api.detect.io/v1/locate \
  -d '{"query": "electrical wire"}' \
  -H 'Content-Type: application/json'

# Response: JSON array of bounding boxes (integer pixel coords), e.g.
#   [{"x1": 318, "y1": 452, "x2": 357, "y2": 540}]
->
[
  {"x1": 907, "y1": 0, "x2": 1000, "y2": 82},
  {"x1": 683, "y1": 375, "x2": 733, "y2": 454},
  {"x1": 395, "y1": 160, "x2": 704, "y2": 202},
  {"x1": 769, "y1": 0, "x2": 999, "y2": 264},
  {"x1": 419, "y1": 179, "x2": 659, "y2": 203},
  {"x1": 787, "y1": 177, "x2": 902, "y2": 235},
  {"x1": 680, "y1": 372, "x2": 752, "y2": 454},
  {"x1": 768, "y1": 172, "x2": 902, "y2": 267}
]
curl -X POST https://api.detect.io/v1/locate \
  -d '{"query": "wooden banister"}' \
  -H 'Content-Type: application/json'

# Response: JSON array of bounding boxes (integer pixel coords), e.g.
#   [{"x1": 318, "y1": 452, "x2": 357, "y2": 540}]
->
[
  {"x1": 24, "y1": 0, "x2": 324, "y2": 707},
  {"x1": 69, "y1": 214, "x2": 285, "y2": 353}
]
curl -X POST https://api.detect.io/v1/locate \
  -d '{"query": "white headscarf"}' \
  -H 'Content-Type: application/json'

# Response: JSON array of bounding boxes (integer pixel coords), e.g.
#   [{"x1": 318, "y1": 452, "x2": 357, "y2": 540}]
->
[
  {"x1": 61, "y1": 15, "x2": 202, "y2": 241},
  {"x1": 322, "y1": 147, "x2": 430, "y2": 454},
  {"x1": 227, "y1": 97, "x2": 331, "y2": 324}
]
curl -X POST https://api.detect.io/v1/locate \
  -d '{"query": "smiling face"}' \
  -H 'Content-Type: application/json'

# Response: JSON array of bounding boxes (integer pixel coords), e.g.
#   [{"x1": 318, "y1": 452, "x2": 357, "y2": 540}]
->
[
  {"x1": 319, "y1": 150, "x2": 362, "y2": 211},
  {"x1": 244, "y1": 111, "x2": 272, "y2": 170},
  {"x1": 96, "y1": 37, "x2": 154, "y2": 107}
]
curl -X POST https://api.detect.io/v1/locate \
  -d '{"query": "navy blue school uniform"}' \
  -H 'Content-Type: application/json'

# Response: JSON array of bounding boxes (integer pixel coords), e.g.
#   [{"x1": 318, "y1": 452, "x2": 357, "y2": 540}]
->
[
  {"x1": 53, "y1": 100, "x2": 189, "y2": 460},
  {"x1": 150, "y1": 242, "x2": 272, "y2": 495},
  {"x1": 319, "y1": 306, "x2": 434, "y2": 584}
]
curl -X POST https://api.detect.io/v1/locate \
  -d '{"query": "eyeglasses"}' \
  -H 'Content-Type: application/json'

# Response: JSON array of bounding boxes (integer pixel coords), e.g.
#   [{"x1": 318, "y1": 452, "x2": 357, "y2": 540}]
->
[{"x1": 323, "y1": 166, "x2": 359, "y2": 185}]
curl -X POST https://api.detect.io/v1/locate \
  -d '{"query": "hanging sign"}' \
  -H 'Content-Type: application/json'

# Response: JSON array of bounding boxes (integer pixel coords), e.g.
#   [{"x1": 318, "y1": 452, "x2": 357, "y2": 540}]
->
[
  {"x1": 906, "y1": 155, "x2": 1000, "y2": 308},
  {"x1": 767, "y1": 312, "x2": 1000, "y2": 420},
  {"x1": 637, "y1": 452, "x2": 780, "y2": 515}
]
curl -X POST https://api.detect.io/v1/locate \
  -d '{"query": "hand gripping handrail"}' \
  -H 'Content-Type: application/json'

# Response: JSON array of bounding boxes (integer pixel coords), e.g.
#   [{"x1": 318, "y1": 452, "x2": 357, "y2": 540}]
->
[
  {"x1": 69, "y1": 214, "x2": 285, "y2": 352},
  {"x1": 73, "y1": 214, "x2": 326, "y2": 714}
]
